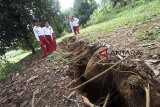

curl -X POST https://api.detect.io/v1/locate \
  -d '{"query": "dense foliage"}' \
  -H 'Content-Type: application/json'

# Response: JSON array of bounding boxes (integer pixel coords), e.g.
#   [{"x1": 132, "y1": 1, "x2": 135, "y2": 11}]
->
[{"x1": 73, "y1": 0, "x2": 97, "y2": 27}]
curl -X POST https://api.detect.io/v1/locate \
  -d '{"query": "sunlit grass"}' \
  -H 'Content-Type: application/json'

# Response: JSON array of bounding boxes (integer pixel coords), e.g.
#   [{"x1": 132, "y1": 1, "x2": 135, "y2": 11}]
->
[
  {"x1": 7, "y1": 52, "x2": 31, "y2": 62},
  {"x1": 5, "y1": 50, "x2": 31, "y2": 63},
  {"x1": 56, "y1": 33, "x2": 73, "y2": 43}
]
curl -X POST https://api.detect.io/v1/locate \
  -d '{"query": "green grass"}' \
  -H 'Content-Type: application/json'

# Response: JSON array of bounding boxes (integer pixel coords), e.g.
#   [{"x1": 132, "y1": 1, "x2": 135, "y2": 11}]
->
[
  {"x1": 136, "y1": 28, "x2": 160, "y2": 41},
  {"x1": 56, "y1": 33, "x2": 73, "y2": 43},
  {"x1": 62, "y1": 0, "x2": 160, "y2": 42},
  {"x1": 0, "y1": 61, "x2": 20, "y2": 79},
  {"x1": 5, "y1": 50, "x2": 31, "y2": 63},
  {"x1": 48, "y1": 50, "x2": 69, "y2": 65},
  {"x1": 0, "y1": 50, "x2": 31, "y2": 79}
]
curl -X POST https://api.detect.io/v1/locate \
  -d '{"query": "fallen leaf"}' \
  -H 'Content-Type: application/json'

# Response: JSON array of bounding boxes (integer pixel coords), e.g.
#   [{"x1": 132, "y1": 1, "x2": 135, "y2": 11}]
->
[
  {"x1": 81, "y1": 96, "x2": 95, "y2": 107},
  {"x1": 67, "y1": 91, "x2": 75, "y2": 99},
  {"x1": 0, "y1": 96, "x2": 5, "y2": 103},
  {"x1": 34, "y1": 68, "x2": 39, "y2": 71},
  {"x1": 17, "y1": 91, "x2": 24, "y2": 96},
  {"x1": 16, "y1": 73, "x2": 20, "y2": 77},
  {"x1": 26, "y1": 75, "x2": 39, "y2": 83},
  {"x1": 34, "y1": 88, "x2": 40, "y2": 95},
  {"x1": 20, "y1": 101, "x2": 29, "y2": 107}
]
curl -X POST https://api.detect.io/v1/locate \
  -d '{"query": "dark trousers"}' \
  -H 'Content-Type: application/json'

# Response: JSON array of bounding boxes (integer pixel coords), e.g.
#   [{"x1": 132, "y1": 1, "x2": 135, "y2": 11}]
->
[{"x1": 73, "y1": 26, "x2": 80, "y2": 35}]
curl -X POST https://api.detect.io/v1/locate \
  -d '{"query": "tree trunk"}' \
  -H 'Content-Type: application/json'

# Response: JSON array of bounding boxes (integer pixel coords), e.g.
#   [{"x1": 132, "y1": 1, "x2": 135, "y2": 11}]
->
[{"x1": 24, "y1": 36, "x2": 36, "y2": 54}]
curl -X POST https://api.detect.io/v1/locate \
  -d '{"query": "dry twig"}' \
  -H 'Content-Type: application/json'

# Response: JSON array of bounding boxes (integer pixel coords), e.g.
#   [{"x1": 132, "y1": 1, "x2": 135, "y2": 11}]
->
[
  {"x1": 103, "y1": 93, "x2": 110, "y2": 107},
  {"x1": 144, "y1": 61, "x2": 160, "y2": 76},
  {"x1": 81, "y1": 96, "x2": 95, "y2": 107},
  {"x1": 31, "y1": 92, "x2": 35, "y2": 107},
  {"x1": 145, "y1": 84, "x2": 150, "y2": 107},
  {"x1": 63, "y1": 95, "x2": 80, "y2": 107}
]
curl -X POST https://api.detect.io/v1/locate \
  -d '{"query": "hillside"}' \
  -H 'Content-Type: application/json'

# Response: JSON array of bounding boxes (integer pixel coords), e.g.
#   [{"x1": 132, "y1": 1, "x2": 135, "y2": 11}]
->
[{"x1": 0, "y1": 0, "x2": 160, "y2": 107}]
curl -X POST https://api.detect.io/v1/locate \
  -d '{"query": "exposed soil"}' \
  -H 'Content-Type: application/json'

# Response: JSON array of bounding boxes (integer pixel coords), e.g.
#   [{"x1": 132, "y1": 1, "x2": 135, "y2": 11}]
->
[{"x1": 0, "y1": 15, "x2": 160, "y2": 107}]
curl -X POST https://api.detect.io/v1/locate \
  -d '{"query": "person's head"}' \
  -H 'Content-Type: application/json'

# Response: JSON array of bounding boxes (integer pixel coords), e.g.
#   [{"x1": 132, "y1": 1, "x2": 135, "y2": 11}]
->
[
  {"x1": 45, "y1": 20, "x2": 50, "y2": 27},
  {"x1": 33, "y1": 19, "x2": 40, "y2": 26}
]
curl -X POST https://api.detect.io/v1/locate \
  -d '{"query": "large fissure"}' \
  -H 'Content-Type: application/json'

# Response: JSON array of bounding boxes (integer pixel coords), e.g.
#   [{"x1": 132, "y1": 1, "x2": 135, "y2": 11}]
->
[{"x1": 60, "y1": 37, "x2": 160, "y2": 107}]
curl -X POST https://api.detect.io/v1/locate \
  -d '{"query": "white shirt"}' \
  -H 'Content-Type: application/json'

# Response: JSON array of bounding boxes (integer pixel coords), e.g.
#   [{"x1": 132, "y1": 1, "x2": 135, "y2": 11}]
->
[
  {"x1": 33, "y1": 26, "x2": 44, "y2": 41},
  {"x1": 70, "y1": 21, "x2": 74, "y2": 33},
  {"x1": 72, "y1": 18, "x2": 79, "y2": 27},
  {"x1": 43, "y1": 26, "x2": 54, "y2": 36}
]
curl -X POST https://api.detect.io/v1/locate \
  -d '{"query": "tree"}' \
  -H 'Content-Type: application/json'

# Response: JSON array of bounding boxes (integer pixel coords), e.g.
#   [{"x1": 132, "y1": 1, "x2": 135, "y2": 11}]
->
[
  {"x1": 61, "y1": 8, "x2": 74, "y2": 33},
  {"x1": 73, "y1": 0, "x2": 97, "y2": 26},
  {"x1": 0, "y1": 0, "x2": 64, "y2": 55},
  {"x1": 101, "y1": 0, "x2": 132, "y2": 8}
]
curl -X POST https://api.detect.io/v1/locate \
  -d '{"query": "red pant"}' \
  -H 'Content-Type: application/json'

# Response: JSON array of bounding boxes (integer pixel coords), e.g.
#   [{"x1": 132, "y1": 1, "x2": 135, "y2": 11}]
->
[
  {"x1": 45, "y1": 34, "x2": 57, "y2": 51},
  {"x1": 52, "y1": 33, "x2": 57, "y2": 51},
  {"x1": 45, "y1": 35, "x2": 54, "y2": 51},
  {"x1": 73, "y1": 26, "x2": 80, "y2": 35},
  {"x1": 39, "y1": 36, "x2": 53, "y2": 57}
]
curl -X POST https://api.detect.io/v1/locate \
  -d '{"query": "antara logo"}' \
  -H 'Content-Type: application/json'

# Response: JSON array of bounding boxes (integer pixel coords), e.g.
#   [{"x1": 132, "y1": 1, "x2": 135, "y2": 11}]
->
[
  {"x1": 98, "y1": 48, "x2": 109, "y2": 60},
  {"x1": 98, "y1": 48, "x2": 143, "y2": 60}
]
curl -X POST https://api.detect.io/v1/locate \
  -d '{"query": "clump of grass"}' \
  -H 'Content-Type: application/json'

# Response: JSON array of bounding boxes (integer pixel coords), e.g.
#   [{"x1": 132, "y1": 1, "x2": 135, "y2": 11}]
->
[
  {"x1": 49, "y1": 50, "x2": 63, "y2": 61},
  {"x1": 48, "y1": 50, "x2": 69, "y2": 65},
  {"x1": 137, "y1": 28, "x2": 160, "y2": 41}
]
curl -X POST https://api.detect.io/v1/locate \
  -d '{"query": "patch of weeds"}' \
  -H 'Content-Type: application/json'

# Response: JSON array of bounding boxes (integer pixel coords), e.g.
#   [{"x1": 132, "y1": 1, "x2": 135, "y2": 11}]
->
[
  {"x1": 136, "y1": 28, "x2": 160, "y2": 41},
  {"x1": 49, "y1": 51, "x2": 63, "y2": 61},
  {"x1": 0, "y1": 60, "x2": 20, "y2": 79},
  {"x1": 61, "y1": 58, "x2": 68, "y2": 65},
  {"x1": 150, "y1": 50, "x2": 160, "y2": 59},
  {"x1": 48, "y1": 50, "x2": 69, "y2": 64}
]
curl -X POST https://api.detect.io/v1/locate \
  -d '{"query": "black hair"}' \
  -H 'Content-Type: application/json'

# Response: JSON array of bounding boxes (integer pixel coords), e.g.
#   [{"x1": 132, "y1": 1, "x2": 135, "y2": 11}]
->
[
  {"x1": 33, "y1": 19, "x2": 39, "y2": 23},
  {"x1": 45, "y1": 20, "x2": 50, "y2": 24}
]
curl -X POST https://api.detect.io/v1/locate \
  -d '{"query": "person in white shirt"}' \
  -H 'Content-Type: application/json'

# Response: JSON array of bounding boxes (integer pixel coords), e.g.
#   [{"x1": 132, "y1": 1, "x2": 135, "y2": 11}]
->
[
  {"x1": 71, "y1": 16, "x2": 80, "y2": 35},
  {"x1": 69, "y1": 18, "x2": 74, "y2": 33},
  {"x1": 43, "y1": 20, "x2": 57, "y2": 51},
  {"x1": 33, "y1": 19, "x2": 53, "y2": 57}
]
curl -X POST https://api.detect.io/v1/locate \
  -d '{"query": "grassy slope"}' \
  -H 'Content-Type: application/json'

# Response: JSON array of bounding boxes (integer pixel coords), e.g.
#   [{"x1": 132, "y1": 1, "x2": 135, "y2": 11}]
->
[{"x1": 59, "y1": 0, "x2": 160, "y2": 42}]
